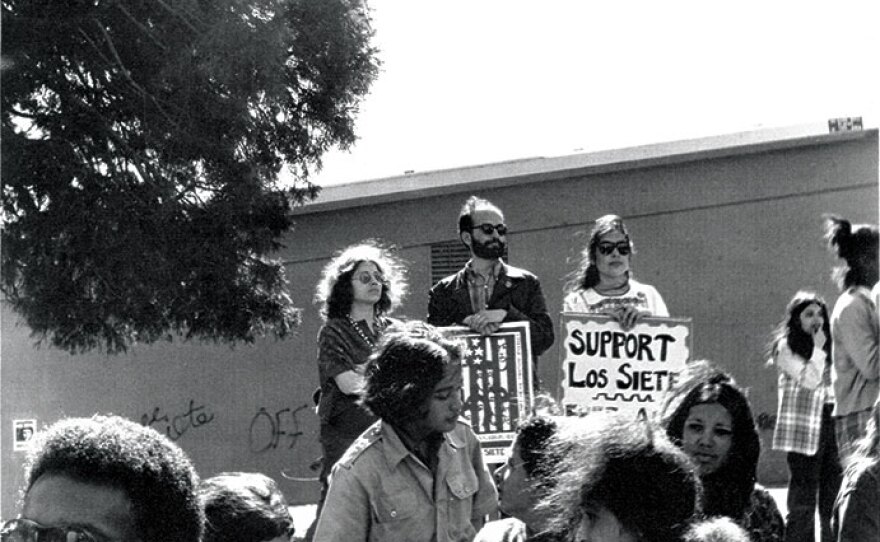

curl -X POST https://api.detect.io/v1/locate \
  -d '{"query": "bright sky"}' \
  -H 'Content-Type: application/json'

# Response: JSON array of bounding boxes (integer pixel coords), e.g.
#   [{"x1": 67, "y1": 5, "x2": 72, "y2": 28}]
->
[{"x1": 307, "y1": 1, "x2": 879, "y2": 187}]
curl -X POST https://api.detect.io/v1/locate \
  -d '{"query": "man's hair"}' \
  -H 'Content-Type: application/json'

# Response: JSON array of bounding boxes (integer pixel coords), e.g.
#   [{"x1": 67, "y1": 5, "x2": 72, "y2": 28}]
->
[
  {"x1": 362, "y1": 321, "x2": 462, "y2": 425},
  {"x1": 458, "y1": 195, "x2": 502, "y2": 234},
  {"x1": 824, "y1": 214, "x2": 879, "y2": 290},
  {"x1": 516, "y1": 415, "x2": 560, "y2": 481},
  {"x1": 543, "y1": 415, "x2": 701, "y2": 542},
  {"x1": 200, "y1": 472, "x2": 293, "y2": 542},
  {"x1": 24, "y1": 415, "x2": 203, "y2": 542}
]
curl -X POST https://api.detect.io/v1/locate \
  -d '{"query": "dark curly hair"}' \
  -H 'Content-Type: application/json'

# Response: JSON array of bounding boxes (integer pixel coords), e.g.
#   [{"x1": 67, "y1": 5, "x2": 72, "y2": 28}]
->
[
  {"x1": 361, "y1": 321, "x2": 463, "y2": 425},
  {"x1": 314, "y1": 240, "x2": 407, "y2": 320},
  {"x1": 767, "y1": 291, "x2": 831, "y2": 361},
  {"x1": 543, "y1": 415, "x2": 701, "y2": 542},
  {"x1": 200, "y1": 472, "x2": 293, "y2": 542},
  {"x1": 23, "y1": 415, "x2": 203, "y2": 542},
  {"x1": 517, "y1": 415, "x2": 561, "y2": 481},
  {"x1": 824, "y1": 214, "x2": 879, "y2": 290},
  {"x1": 660, "y1": 361, "x2": 759, "y2": 521},
  {"x1": 565, "y1": 214, "x2": 635, "y2": 293}
]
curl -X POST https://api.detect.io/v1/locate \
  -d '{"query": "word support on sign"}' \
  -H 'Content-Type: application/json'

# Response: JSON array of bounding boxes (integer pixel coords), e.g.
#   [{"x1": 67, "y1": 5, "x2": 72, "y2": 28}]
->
[{"x1": 560, "y1": 314, "x2": 691, "y2": 417}]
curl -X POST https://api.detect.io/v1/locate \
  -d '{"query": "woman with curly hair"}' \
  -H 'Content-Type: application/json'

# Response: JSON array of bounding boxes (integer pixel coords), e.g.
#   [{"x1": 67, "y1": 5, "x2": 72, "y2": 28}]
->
[
  {"x1": 767, "y1": 291, "x2": 840, "y2": 542},
  {"x1": 309, "y1": 240, "x2": 407, "y2": 538},
  {"x1": 823, "y1": 215, "x2": 879, "y2": 461},
  {"x1": 313, "y1": 321, "x2": 498, "y2": 542},
  {"x1": 563, "y1": 214, "x2": 667, "y2": 330},
  {"x1": 660, "y1": 361, "x2": 784, "y2": 542}
]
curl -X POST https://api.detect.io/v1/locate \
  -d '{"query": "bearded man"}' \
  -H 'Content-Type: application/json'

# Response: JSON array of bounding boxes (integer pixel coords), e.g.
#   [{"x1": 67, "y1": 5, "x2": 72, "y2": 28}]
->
[{"x1": 427, "y1": 196, "x2": 554, "y2": 379}]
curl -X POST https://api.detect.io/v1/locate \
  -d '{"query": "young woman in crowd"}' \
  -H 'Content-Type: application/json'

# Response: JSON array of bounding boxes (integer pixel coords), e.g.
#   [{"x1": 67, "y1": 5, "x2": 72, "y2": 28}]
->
[
  {"x1": 541, "y1": 414, "x2": 701, "y2": 542},
  {"x1": 199, "y1": 472, "x2": 295, "y2": 542},
  {"x1": 309, "y1": 240, "x2": 407, "y2": 538},
  {"x1": 832, "y1": 397, "x2": 880, "y2": 541},
  {"x1": 476, "y1": 414, "x2": 564, "y2": 542},
  {"x1": 660, "y1": 361, "x2": 785, "y2": 542},
  {"x1": 313, "y1": 321, "x2": 497, "y2": 542},
  {"x1": 767, "y1": 291, "x2": 840, "y2": 542},
  {"x1": 563, "y1": 214, "x2": 667, "y2": 330},
  {"x1": 824, "y1": 215, "x2": 879, "y2": 460}
]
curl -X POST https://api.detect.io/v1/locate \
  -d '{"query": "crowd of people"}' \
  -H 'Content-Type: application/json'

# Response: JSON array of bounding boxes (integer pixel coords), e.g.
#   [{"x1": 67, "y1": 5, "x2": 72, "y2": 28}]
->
[{"x1": 3, "y1": 198, "x2": 877, "y2": 542}]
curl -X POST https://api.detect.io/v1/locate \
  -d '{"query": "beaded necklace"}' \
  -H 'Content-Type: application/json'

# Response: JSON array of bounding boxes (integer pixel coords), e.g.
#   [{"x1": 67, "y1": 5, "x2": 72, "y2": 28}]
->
[{"x1": 346, "y1": 314, "x2": 381, "y2": 348}]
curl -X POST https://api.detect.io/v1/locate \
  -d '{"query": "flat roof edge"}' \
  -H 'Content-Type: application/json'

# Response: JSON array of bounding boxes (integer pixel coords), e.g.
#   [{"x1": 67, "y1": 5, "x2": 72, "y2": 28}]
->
[{"x1": 292, "y1": 123, "x2": 877, "y2": 215}]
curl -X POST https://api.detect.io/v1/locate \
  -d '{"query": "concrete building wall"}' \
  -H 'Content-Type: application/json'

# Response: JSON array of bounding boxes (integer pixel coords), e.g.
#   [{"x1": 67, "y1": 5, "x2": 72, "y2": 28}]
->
[{"x1": 2, "y1": 127, "x2": 876, "y2": 515}]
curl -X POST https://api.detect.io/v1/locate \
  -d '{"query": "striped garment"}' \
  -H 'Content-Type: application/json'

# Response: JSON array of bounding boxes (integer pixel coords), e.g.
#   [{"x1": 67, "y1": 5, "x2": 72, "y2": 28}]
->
[{"x1": 835, "y1": 408, "x2": 873, "y2": 460}]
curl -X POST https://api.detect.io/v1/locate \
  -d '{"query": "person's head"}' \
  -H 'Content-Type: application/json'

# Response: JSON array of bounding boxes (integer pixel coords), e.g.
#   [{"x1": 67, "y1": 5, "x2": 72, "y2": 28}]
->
[
  {"x1": 570, "y1": 214, "x2": 634, "y2": 292},
  {"x1": 544, "y1": 415, "x2": 700, "y2": 542},
  {"x1": 824, "y1": 214, "x2": 879, "y2": 290},
  {"x1": 660, "y1": 361, "x2": 759, "y2": 519},
  {"x1": 200, "y1": 472, "x2": 294, "y2": 542},
  {"x1": 768, "y1": 291, "x2": 831, "y2": 360},
  {"x1": 495, "y1": 416, "x2": 561, "y2": 524},
  {"x1": 457, "y1": 196, "x2": 507, "y2": 260},
  {"x1": 362, "y1": 321, "x2": 464, "y2": 435},
  {"x1": 314, "y1": 240, "x2": 407, "y2": 320},
  {"x1": 8, "y1": 414, "x2": 202, "y2": 542},
  {"x1": 682, "y1": 517, "x2": 750, "y2": 542}
]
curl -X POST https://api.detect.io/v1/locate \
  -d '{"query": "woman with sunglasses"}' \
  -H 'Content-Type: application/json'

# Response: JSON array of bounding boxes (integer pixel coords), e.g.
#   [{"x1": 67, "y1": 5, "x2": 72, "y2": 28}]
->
[
  {"x1": 308, "y1": 240, "x2": 407, "y2": 539},
  {"x1": 564, "y1": 214, "x2": 667, "y2": 330}
]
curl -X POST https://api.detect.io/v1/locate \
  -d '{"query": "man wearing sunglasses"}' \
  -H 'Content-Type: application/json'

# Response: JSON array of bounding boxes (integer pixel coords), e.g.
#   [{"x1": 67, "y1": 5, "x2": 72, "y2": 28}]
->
[
  {"x1": 427, "y1": 196, "x2": 554, "y2": 380},
  {"x1": 1, "y1": 415, "x2": 202, "y2": 542}
]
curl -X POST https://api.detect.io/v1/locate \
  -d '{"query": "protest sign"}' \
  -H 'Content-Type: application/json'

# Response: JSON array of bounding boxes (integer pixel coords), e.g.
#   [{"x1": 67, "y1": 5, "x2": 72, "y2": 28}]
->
[
  {"x1": 13, "y1": 419, "x2": 37, "y2": 452},
  {"x1": 444, "y1": 322, "x2": 533, "y2": 463},
  {"x1": 560, "y1": 313, "x2": 691, "y2": 418}
]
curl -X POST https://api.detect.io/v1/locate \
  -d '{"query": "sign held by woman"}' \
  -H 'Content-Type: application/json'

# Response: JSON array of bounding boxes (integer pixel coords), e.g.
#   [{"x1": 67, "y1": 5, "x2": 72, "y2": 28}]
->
[{"x1": 560, "y1": 313, "x2": 691, "y2": 418}]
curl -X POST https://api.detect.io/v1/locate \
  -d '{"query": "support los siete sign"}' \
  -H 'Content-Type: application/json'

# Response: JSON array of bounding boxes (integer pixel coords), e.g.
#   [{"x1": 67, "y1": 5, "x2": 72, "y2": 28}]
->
[{"x1": 560, "y1": 313, "x2": 692, "y2": 418}]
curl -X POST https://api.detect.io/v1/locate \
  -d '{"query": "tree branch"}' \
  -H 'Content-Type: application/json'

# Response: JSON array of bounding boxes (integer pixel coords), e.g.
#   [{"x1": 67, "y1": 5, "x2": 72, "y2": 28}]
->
[{"x1": 110, "y1": 1, "x2": 169, "y2": 52}]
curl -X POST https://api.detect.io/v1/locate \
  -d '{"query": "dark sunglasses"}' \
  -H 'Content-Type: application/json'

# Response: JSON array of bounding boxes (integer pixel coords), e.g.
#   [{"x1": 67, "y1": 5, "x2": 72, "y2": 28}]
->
[
  {"x1": 470, "y1": 223, "x2": 508, "y2": 236},
  {"x1": 353, "y1": 271, "x2": 385, "y2": 285},
  {"x1": 597, "y1": 241, "x2": 631, "y2": 256},
  {"x1": 1, "y1": 518, "x2": 100, "y2": 542}
]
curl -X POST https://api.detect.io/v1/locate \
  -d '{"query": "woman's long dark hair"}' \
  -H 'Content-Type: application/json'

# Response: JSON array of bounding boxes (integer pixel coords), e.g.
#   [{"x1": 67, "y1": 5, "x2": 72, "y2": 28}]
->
[
  {"x1": 564, "y1": 214, "x2": 634, "y2": 293},
  {"x1": 824, "y1": 214, "x2": 879, "y2": 290},
  {"x1": 767, "y1": 291, "x2": 831, "y2": 361},
  {"x1": 661, "y1": 361, "x2": 759, "y2": 521}
]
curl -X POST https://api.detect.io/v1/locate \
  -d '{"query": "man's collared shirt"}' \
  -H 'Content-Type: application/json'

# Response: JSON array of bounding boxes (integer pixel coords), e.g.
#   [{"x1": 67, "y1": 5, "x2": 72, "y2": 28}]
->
[
  {"x1": 464, "y1": 259, "x2": 503, "y2": 313},
  {"x1": 313, "y1": 419, "x2": 498, "y2": 542}
]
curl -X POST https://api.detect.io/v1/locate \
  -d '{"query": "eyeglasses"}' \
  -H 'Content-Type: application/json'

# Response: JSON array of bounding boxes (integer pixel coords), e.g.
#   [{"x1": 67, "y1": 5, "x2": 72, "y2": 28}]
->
[
  {"x1": 1, "y1": 518, "x2": 101, "y2": 542},
  {"x1": 353, "y1": 271, "x2": 385, "y2": 285},
  {"x1": 597, "y1": 241, "x2": 631, "y2": 256},
  {"x1": 470, "y1": 223, "x2": 508, "y2": 236}
]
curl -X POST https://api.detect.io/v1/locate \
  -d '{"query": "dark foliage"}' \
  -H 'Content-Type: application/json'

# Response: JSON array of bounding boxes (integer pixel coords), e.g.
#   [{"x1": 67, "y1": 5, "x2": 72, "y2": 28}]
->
[{"x1": 1, "y1": 0, "x2": 380, "y2": 352}]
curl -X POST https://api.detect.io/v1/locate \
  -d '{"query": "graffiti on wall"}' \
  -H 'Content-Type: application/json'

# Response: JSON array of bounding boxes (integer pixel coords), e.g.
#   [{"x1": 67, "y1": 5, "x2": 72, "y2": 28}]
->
[
  {"x1": 141, "y1": 399, "x2": 215, "y2": 441},
  {"x1": 248, "y1": 403, "x2": 309, "y2": 453}
]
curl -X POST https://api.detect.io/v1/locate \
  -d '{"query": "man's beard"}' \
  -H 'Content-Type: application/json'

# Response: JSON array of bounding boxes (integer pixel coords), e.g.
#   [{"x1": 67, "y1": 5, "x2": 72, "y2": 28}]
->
[{"x1": 472, "y1": 237, "x2": 506, "y2": 259}]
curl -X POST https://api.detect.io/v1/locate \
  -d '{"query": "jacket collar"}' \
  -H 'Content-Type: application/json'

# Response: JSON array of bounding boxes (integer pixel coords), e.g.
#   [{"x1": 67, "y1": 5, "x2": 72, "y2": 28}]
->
[{"x1": 381, "y1": 421, "x2": 465, "y2": 468}]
